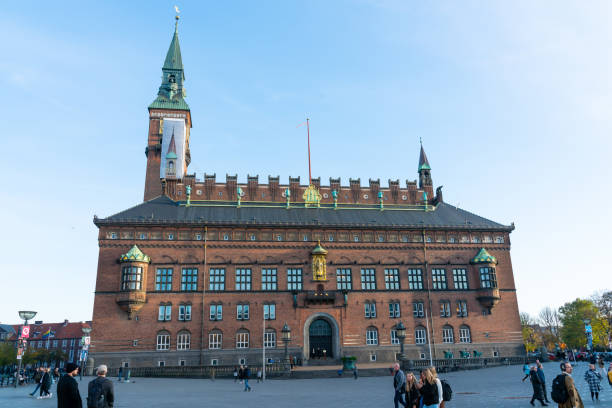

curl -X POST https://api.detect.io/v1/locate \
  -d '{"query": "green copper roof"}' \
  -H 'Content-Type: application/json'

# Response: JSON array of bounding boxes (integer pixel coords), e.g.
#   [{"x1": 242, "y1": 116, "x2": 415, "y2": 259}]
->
[
  {"x1": 166, "y1": 151, "x2": 177, "y2": 159},
  {"x1": 311, "y1": 241, "x2": 328, "y2": 255},
  {"x1": 120, "y1": 245, "x2": 151, "y2": 263},
  {"x1": 418, "y1": 163, "x2": 431, "y2": 171},
  {"x1": 163, "y1": 21, "x2": 183, "y2": 71},
  {"x1": 418, "y1": 144, "x2": 431, "y2": 171},
  {"x1": 471, "y1": 248, "x2": 497, "y2": 264},
  {"x1": 150, "y1": 19, "x2": 189, "y2": 111}
]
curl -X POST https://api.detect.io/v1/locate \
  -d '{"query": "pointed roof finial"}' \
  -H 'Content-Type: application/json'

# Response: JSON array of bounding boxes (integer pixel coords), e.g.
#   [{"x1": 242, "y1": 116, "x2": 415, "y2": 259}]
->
[{"x1": 174, "y1": 6, "x2": 180, "y2": 32}]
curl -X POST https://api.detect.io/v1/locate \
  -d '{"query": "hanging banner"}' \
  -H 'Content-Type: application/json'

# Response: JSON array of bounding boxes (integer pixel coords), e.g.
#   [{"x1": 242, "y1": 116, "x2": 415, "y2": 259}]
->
[{"x1": 159, "y1": 118, "x2": 186, "y2": 179}]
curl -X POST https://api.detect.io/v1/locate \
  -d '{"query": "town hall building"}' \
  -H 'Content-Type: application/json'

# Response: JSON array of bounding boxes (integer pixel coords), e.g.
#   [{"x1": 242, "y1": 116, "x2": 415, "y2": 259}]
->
[{"x1": 90, "y1": 18, "x2": 523, "y2": 368}]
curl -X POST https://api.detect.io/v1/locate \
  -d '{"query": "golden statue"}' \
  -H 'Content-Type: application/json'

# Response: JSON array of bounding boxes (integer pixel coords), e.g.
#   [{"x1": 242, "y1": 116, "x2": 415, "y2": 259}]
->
[{"x1": 311, "y1": 241, "x2": 328, "y2": 281}]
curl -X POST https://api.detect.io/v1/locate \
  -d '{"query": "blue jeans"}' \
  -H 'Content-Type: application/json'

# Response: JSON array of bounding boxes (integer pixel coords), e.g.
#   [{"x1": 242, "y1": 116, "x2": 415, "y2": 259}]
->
[
  {"x1": 394, "y1": 390, "x2": 406, "y2": 408},
  {"x1": 244, "y1": 379, "x2": 250, "y2": 391},
  {"x1": 30, "y1": 383, "x2": 41, "y2": 395},
  {"x1": 423, "y1": 404, "x2": 439, "y2": 408}
]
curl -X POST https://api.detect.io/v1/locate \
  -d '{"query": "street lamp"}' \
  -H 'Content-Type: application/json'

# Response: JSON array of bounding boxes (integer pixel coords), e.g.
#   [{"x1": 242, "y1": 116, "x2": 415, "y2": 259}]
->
[
  {"x1": 281, "y1": 323, "x2": 291, "y2": 367},
  {"x1": 15, "y1": 310, "x2": 37, "y2": 388},
  {"x1": 79, "y1": 325, "x2": 92, "y2": 380},
  {"x1": 395, "y1": 321, "x2": 406, "y2": 360}
]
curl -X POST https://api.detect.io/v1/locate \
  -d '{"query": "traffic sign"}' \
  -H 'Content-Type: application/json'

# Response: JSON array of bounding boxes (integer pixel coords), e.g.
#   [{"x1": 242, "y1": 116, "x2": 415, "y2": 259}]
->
[{"x1": 21, "y1": 326, "x2": 30, "y2": 338}]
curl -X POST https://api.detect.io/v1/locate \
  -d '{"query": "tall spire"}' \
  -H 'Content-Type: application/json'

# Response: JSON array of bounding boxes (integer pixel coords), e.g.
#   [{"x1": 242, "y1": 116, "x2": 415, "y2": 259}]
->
[
  {"x1": 166, "y1": 129, "x2": 177, "y2": 159},
  {"x1": 418, "y1": 141, "x2": 431, "y2": 171},
  {"x1": 149, "y1": 15, "x2": 189, "y2": 111}
]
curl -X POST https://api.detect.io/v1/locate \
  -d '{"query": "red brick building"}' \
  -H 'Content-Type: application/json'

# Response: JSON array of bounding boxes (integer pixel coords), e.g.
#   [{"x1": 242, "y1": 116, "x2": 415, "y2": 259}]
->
[{"x1": 90, "y1": 19, "x2": 523, "y2": 369}]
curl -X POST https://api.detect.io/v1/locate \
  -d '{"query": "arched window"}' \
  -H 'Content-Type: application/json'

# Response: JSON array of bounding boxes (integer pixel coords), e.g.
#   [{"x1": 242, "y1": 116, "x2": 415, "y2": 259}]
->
[
  {"x1": 209, "y1": 330, "x2": 222, "y2": 349},
  {"x1": 264, "y1": 329, "x2": 276, "y2": 349},
  {"x1": 156, "y1": 331, "x2": 170, "y2": 351},
  {"x1": 236, "y1": 330, "x2": 249, "y2": 349},
  {"x1": 366, "y1": 327, "x2": 378, "y2": 345},
  {"x1": 415, "y1": 326, "x2": 427, "y2": 345},
  {"x1": 177, "y1": 331, "x2": 191, "y2": 350},
  {"x1": 459, "y1": 325, "x2": 472, "y2": 343},
  {"x1": 442, "y1": 325, "x2": 454, "y2": 344}
]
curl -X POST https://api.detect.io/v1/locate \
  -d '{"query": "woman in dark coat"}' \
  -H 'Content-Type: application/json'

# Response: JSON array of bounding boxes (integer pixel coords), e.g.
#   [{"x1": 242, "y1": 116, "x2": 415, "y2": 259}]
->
[
  {"x1": 529, "y1": 366, "x2": 547, "y2": 406},
  {"x1": 405, "y1": 372, "x2": 421, "y2": 408}
]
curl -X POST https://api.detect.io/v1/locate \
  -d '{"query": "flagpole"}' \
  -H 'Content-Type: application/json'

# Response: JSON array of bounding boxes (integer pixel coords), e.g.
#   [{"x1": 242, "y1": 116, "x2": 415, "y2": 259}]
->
[
  {"x1": 262, "y1": 307, "x2": 266, "y2": 381},
  {"x1": 306, "y1": 118, "x2": 311, "y2": 185}
]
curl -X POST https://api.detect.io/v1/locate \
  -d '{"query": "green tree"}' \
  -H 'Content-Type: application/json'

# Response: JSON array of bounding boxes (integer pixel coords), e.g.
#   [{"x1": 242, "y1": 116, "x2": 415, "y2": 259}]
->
[
  {"x1": 0, "y1": 343, "x2": 16, "y2": 366},
  {"x1": 520, "y1": 312, "x2": 540, "y2": 352},
  {"x1": 559, "y1": 298, "x2": 609, "y2": 349},
  {"x1": 593, "y1": 290, "x2": 612, "y2": 348}
]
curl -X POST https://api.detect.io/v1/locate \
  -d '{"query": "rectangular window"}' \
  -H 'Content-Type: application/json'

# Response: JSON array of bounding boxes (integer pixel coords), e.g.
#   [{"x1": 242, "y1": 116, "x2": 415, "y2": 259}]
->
[
  {"x1": 415, "y1": 328, "x2": 426, "y2": 344},
  {"x1": 158, "y1": 361, "x2": 165, "y2": 367},
  {"x1": 360, "y1": 268, "x2": 376, "y2": 290},
  {"x1": 209, "y1": 332, "x2": 222, "y2": 349},
  {"x1": 457, "y1": 300, "x2": 468, "y2": 317},
  {"x1": 413, "y1": 302, "x2": 424, "y2": 318},
  {"x1": 459, "y1": 327, "x2": 471, "y2": 343},
  {"x1": 235, "y1": 268, "x2": 252, "y2": 291},
  {"x1": 287, "y1": 268, "x2": 303, "y2": 291},
  {"x1": 261, "y1": 268, "x2": 278, "y2": 291},
  {"x1": 384, "y1": 269, "x2": 400, "y2": 290},
  {"x1": 264, "y1": 304, "x2": 276, "y2": 320},
  {"x1": 181, "y1": 268, "x2": 198, "y2": 291},
  {"x1": 389, "y1": 303, "x2": 401, "y2": 318},
  {"x1": 336, "y1": 268, "x2": 352, "y2": 290},
  {"x1": 432, "y1": 268, "x2": 447, "y2": 289},
  {"x1": 178, "y1": 305, "x2": 192, "y2": 321},
  {"x1": 407, "y1": 269, "x2": 423, "y2": 290},
  {"x1": 452, "y1": 268, "x2": 469, "y2": 290},
  {"x1": 236, "y1": 332, "x2": 249, "y2": 348},
  {"x1": 158, "y1": 305, "x2": 171, "y2": 321},
  {"x1": 69, "y1": 349, "x2": 74, "y2": 361},
  {"x1": 156, "y1": 334, "x2": 170, "y2": 351},
  {"x1": 62, "y1": 340, "x2": 67, "y2": 348},
  {"x1": 364, "y1": 302, "x2": 376, "y2": 318},
  {"x1": 177, "y1": 333, "x2": 190, "y2": 350},
  {"x1": 479, "y1": 267, "x2": 498, "y2": 288},
  {"x1": 155, "y1": 268, "x2": 173, "y2": 291},
  {"x1": 209, "y1": 304, "x2": 223, "y2": 320},
  {"x1": 264, "y1": 331, "x2": 276, "y2": 348},
  {"x1": 442, "y1": 327, "x2": 454, "y2": 343},
  {"x1": 209, "y1": 268, "x2": 225, "y2": 291},
  {"x1": 390, "y1": 330, "x2": 399, "y2": 345},
  {"x1": 237, "y1": 304, "x2": 250, "y2": 320},
  {"x1": 366, "y1": 329, "x2": 378, "y2": 345},
  {"x1": 121, "y1": 266, "x2": 142, "y2": 290},
  {"x1": 440, "y1": 301, "x2": 451, "y2": 317}
]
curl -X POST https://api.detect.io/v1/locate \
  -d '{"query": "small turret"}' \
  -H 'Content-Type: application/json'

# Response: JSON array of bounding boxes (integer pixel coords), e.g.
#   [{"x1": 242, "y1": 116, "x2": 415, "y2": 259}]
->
[{"x1": 418, "y1": 143, "x2": 432, "y2": 188}]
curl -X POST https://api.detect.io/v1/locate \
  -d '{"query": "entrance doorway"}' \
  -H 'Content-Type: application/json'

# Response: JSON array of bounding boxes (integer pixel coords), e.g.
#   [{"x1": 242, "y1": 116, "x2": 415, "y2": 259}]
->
[{"x1": 309, "y1": 318, "x2": 333, "y2": 359}]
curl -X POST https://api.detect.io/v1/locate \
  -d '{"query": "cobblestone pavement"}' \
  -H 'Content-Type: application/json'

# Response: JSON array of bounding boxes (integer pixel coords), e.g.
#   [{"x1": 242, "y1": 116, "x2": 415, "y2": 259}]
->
[{"x1": 0, "y1": 362, "x2": 610, "y2": 408}]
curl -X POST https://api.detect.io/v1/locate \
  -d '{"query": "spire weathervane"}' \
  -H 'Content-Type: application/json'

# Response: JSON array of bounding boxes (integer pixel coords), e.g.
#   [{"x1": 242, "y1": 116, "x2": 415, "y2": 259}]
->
[{"x1": 174, "y1": 5, "x2": 180, "y2": 29}]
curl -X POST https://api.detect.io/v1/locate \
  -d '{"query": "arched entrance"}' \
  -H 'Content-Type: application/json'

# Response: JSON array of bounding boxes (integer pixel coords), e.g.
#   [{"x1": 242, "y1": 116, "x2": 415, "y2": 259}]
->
[{"x1": 309, "y1": 318, "x2": 333, "y2": 359}]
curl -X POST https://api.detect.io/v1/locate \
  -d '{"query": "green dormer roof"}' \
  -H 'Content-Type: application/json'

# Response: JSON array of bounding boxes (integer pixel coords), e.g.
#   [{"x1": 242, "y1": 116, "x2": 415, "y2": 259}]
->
[
  {"x1": 471, "y1": 248, "x2": 497, "y2": 264},
  {"x1": 311, "y1": 241, "x2": 328, "y2": 255},
  {"x1": 120, "y1": 245, "x2": 151, "y2": 263}
]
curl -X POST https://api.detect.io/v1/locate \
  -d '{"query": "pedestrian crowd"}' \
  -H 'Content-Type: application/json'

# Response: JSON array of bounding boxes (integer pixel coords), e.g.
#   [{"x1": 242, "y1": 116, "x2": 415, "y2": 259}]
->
[
  {"x1": 522, "y1": 353, "x2": 612, "y2": 408},
  {"x1": 233, "y1": 364, "x2": 253, "y2": 392},
  {"x1": 391, "y1": 363, "x2": 452, "y2": 408}
]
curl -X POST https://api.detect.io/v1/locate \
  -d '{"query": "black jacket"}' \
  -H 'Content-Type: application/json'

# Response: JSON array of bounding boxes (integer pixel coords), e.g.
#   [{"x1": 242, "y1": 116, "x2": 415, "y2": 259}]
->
[
  {"x1": 57, "y1": 374, "x2": 82, "y2": 408},
  {"x1": 88, "y1": 376, "x2": 114, "y2": 408},
  {"x1": 420, "y1": 381, "x2": 439, "y2": 406},
  {"x1": 405, "y1": 383, "x2": 421, "y2": 407},
  {"x1": 529, "y1": 371, "x2": 545, "y2": 400},
  {"x1": 41, "y1": 372, "x2": 52, "y2": 389}
]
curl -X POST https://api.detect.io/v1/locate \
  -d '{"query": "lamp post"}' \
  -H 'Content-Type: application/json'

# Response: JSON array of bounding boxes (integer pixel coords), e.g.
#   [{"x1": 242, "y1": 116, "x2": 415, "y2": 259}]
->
[
  {"x1": 80, "y1": 326, "x2": 92, "y2": 380},
  {"x1": 281, "y1": 323, "x2": 291, "y2": 370},
  {"x1": 15, "y1": 310, "x2": 37, "y2": 388},
  {"x1": 395, "y1": 321, "x2": 406, "y2": 361}
]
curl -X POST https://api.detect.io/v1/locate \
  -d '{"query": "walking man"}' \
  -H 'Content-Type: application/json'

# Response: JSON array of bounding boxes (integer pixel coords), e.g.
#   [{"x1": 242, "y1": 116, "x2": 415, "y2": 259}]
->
[
  {"x1": 38, "y1": 367, "x2": 52, "y2": 399},
  {"x1": 529, "y1": 366, "x2": 548, "y2": 406},
  {"x1": 392, "y1": 363, "x2": 406, "y2": 408},
  {"x1": 87, "y1": 364, "x2": 114, "y2": 408},
  {"x1": 536, "y1": 360, "x2": 550, "y2": 404},
  {"x1": 57, "y1": 363, "x2": 83, "y2": 408},
  {"x1": 584, "y1": 363, "x2": 602, "y2": 402},
  {"x1": 29, "y1": 367, "x2": 42, "y2": 397},
  {"x1": 243, "y1": 365, "x2": 251, "y2": 392},
  {"x1": 557, "y1": 362, "x2": 583, "y2": 408}
]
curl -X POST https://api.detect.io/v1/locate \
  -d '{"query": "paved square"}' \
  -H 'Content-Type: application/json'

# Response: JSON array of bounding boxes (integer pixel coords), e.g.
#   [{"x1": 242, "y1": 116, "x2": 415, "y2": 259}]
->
[{"x1": 1, "y1": 362, "x2": 610, "y2": 407}]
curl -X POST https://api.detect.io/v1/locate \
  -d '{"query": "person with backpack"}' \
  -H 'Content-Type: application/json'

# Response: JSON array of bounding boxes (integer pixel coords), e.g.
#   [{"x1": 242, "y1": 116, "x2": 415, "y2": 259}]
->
[
  {"x1": 529, "y1": 365, "x2": 548, "y2": 406},
  {"x1": 583, "y1": 363, "x2": 602, "y2": 402},
  {"x1": 57, "y1": 363, "x2": 83, "y2": 408},
  {"x1": 87, "y1": 364, "x2": 114, "y2": 408},
  {"x1": 416, "y1": 368, "x2": 439, "y2": 408},
  {"x1": 429, "y1": 367, "x2": 446, "y2": 408},
  {"x1": 551, "y1": 362, "x2": 583, "y2": 408}
]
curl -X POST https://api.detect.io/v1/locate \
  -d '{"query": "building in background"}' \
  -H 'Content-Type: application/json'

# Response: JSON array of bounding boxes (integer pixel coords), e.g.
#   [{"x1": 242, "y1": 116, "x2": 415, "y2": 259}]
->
[{"x1": 90, "y1": 18, "x2": 523, "y2": 369}]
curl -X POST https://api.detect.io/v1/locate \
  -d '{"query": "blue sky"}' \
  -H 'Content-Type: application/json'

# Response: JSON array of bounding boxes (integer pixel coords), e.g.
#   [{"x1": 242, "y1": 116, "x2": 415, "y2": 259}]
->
[{"x1": 1, "y1": 1, "x2": 610, "y2": 324}]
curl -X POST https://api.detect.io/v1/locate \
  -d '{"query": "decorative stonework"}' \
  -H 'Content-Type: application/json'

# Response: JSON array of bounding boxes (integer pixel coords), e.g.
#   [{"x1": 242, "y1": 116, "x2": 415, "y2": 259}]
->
[
  {"x1": 311, "y1": 241, "x2": 328, "y2": 281},
  {"x1": 303, "y1": 184, "x2": 322, "y2": 208}
]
